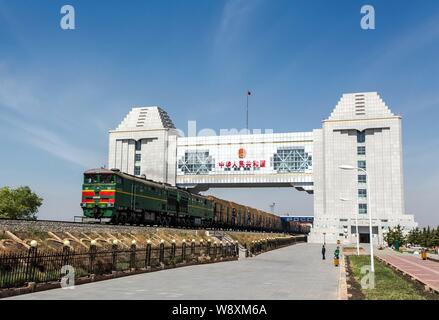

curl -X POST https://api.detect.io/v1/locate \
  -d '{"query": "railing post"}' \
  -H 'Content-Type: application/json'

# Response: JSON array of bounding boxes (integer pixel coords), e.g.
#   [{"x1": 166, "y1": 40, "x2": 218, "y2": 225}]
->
[
  {"x1": 130, "y1": 240, "x2": 137, "y2": 271},
  {"x1": 213, "y1": 242, "x2": 217, "y2": 260},
  {"x1": 89, "y1": 240, "x2": 97, "y2": 275},
  {"x1": 182, "y1": 240, "x2": 186, "y2": 263},
  {"x1": 191, "y1": 239, "x2": 195, "y2": 258},
  {"x1": 111, "y1": 240, "x2": 118, "y2": 272},
  {"x1": 171, "y1": 240, "x2": 176, "y2": 260},
  {"x1": 62, "y1": 241, "x2": 71, "y2": 269},
  {"x1": 207, "y1": 239, "x2": 211, "y2": 257},
  {"x1": 235, "y1": 241, "x2": 239, "y2": 257},
  {"x1": 25, "y1": 241, "x2": 38, "y2": 283},
  {"x1": 145, "y1": 240, "x2": 152, "y2": 269},
  {"x1": 159, "y1": 240, "x2": 165, "y2": 265},
  {"x1": 200, "y1": 239, "x2": 204, "y2": 257}
]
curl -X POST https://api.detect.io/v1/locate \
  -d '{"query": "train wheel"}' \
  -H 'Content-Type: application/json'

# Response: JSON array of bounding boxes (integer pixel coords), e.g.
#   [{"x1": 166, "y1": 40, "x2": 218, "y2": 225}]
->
[{"x1": 111, "y1": 214, "x2": 119, "y2": 225}]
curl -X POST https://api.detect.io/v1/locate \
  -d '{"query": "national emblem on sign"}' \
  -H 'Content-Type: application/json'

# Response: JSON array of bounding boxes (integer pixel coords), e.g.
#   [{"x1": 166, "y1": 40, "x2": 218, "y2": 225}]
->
[{"x1": 238, "y1": 148, "x2": 247, "y2": 159}]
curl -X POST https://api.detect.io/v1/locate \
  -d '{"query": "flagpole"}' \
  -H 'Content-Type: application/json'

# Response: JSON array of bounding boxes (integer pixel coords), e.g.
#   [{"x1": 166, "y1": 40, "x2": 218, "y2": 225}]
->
[{"x1": 246, "y1": 94, "x2": 249, "y2": 132}]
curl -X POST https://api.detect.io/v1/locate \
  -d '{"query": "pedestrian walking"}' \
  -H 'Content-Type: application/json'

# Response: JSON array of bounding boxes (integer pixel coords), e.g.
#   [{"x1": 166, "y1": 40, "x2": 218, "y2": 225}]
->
[{"x1": 322, "y1": 244, "x2": 326, "y2": 260}]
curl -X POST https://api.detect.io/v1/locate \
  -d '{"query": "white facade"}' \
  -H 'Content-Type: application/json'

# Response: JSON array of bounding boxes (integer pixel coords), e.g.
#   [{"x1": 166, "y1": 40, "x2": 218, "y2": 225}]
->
[
  {"x1": 176, "y1": 132, "x2": 313, "y2": 192},
  {"x1": 108, "y1": 92, "x2": 417, "y2": 244},
  {"x1": 108, "y1": 107, "x2": 179, "y2": 185},
  {"x1": 309, "y1": 92, "x2": 417, "y2": 244}
]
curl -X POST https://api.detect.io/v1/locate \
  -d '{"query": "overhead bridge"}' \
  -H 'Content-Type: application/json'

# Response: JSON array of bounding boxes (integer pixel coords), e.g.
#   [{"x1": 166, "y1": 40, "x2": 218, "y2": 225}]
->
[{"x1": 175, "y1": 132, "x2": 314, "y2": 193}]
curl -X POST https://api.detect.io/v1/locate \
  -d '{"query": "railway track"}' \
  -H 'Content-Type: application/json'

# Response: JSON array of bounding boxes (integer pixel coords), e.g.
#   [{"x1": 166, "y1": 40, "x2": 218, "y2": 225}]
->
[
  {"x1": 0, "y1": 218, "x2": 299, "y2": 235},
  {"x1": 0, "y1": 218, "x2": 207, "y2": 233}
]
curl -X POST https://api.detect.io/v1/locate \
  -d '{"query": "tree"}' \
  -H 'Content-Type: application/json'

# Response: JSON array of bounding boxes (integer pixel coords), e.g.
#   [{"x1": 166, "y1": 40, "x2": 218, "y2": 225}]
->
[
  {"x1": 384, "y1": 225, "x2": 406, "y2": 247},
  {"x1": 407, "y1": 228, "x2": 422, "y2": 245},
  {"x1": 0, "y1": 186, "x2": 43, "y2": 220},
  {"x1": 431, "y1": 227, "x2": 439, "y2": 247}
]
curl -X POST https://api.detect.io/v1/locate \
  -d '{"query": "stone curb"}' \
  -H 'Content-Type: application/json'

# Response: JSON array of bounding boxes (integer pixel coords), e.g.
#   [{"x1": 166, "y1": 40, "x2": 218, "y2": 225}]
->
[{"x1": 338, "y1": 254, "x2": 349, "y2": 300}]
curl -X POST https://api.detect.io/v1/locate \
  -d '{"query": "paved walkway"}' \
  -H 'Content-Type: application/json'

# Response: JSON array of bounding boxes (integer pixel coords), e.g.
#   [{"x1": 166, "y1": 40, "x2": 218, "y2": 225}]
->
[
  {"x1": 376, "y1": 249, "x2": 439, "y2": 292},
  {"x1": 8, "y1": 243, "x2": 340, "y2": 300}
]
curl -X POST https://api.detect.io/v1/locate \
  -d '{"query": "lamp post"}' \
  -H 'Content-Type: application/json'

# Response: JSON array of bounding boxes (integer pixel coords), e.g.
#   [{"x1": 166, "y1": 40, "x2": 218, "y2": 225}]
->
[
  {"x1": 340, "y1": 197, "x2": 360, "y2": 256},
  {"x1": 269, "y1": 202, "x2": 275, "y2": 214},
  {"x1": 339, "y1": 165, "x2": 374, "y2": 273}
]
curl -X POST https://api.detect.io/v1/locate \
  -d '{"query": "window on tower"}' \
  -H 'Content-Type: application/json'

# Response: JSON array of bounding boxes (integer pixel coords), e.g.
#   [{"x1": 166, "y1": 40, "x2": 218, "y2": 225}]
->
[
  {"x1": 135, "y1": 140, "x2": 142, "y2": 151},
  {"x1": 359, "y1": 203, "x2": 368, "y2": 214},
  {"x1": 357, "y1": 131, "x2": 366, "y2": 143},
  {"x1": 357, "y1": 146, "x2": 366, "y2": 155},
  {"x1": 358, "y1": 189, "x2": 367, "y2": 199}
]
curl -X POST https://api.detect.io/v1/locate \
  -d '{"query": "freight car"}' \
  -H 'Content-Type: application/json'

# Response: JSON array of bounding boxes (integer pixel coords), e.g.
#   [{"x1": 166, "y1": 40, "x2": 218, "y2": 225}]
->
[
  {"x1": 207, "y1": 196, "x2": 283, "y2": 232},
  {"x1": 80, "y1": 168, "x2": 289, "y2": 233}
]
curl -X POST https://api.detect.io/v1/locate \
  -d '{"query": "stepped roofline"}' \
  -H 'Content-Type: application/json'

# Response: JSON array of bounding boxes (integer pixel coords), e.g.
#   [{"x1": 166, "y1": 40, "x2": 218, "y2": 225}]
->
[
  {"x1": 112, "y1": 106, "x2": 175, "y2": 131},
  {"x1": 325, "y1": 92, "x2": 396, "y2": 122}
]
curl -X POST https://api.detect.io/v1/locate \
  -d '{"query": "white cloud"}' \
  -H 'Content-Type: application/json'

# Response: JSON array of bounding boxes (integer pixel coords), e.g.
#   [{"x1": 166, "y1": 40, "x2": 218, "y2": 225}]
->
[
  {"x1": 0, "y1": 67, "x2": 103, "y2": 168},
  {"x1": 215, "y1": 0, "x2": 262, "y2": 46},
  {"x1": 0, "y1": 72, "x2": 40, "y2": 112},
  {"x1": 359, "y1": 11, "x2": 439, "y2": 81},
  {"x1": 0, "y1": 115, "x2": 102, "y2": 168}
]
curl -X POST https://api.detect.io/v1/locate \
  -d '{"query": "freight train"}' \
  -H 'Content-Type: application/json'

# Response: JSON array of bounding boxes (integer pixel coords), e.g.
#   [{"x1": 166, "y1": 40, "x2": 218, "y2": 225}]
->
[{"x1": 80, "y1": 168, "x2": 306, "y2": 234}]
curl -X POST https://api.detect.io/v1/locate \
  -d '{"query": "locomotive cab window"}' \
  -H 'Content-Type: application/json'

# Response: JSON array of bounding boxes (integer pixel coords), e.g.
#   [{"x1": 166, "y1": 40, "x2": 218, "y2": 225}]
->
[
  {"x1": 100, "y1": 175, "x2": 115, "y2": 184},
  {"x1": 84, "y1": 174, "x2": 99, "y2": 184}
]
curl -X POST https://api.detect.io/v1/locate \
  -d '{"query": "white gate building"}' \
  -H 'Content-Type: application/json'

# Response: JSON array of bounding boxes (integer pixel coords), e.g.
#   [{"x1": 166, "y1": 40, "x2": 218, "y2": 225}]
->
[{"x1": 108, "y1": 92, "x2": 417, "y2": 244}]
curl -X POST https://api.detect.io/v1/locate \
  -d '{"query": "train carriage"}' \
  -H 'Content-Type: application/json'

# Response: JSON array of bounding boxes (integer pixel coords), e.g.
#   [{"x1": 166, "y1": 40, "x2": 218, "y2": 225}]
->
[{"x1": 81, "y1": 168, "x2": 304, "y2": 234}]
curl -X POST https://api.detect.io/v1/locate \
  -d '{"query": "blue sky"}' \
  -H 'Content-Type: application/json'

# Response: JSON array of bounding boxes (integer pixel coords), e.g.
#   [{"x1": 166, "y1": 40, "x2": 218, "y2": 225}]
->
[{"x1": 0, "y1": 0, "x2": 438, "y2": 226}]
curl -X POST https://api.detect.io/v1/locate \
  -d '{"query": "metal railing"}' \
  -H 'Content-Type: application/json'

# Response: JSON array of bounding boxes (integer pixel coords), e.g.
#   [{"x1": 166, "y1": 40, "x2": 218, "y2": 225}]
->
[
  {"x1": 0, "y1": 242, "x2": 239, "y2": 289},
  {"x1": 246, "y1": 236, "x2": 307, "y2": 256}
]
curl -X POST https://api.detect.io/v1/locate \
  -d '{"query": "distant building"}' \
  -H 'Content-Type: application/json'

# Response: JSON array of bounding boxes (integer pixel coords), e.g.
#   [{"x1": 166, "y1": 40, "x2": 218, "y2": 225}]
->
[{"x1": 108, "y1": 92, "x2": 417, "y2": 244}]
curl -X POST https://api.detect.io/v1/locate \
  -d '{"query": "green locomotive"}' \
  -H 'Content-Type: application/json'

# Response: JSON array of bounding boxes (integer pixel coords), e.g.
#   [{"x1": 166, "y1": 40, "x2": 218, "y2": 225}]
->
[
  {"x1": 81, "y1": 168, "x2": 213, "y2": 226},
  {"x1": 80, "y1": 168, "x2": 296, "y2": 233}
]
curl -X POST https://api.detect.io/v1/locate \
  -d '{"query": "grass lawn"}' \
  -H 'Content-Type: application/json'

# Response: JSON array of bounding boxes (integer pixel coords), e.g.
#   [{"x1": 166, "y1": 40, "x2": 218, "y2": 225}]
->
[{"x1": 348, "y1": 255, "x2": 438, "y2": 300}]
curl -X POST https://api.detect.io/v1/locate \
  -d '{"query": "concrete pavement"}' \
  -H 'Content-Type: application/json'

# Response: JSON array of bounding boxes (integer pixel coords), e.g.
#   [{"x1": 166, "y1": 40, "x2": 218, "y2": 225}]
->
[{"x1": 8, "y1": 243, "x2": 340, "y2": 300}]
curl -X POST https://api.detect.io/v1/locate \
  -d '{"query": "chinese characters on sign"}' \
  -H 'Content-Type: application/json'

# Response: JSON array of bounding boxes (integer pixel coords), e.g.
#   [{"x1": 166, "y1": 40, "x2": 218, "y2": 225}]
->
[{"x1": 218, "y1": 160, "x2": 267, "y2": 170}]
